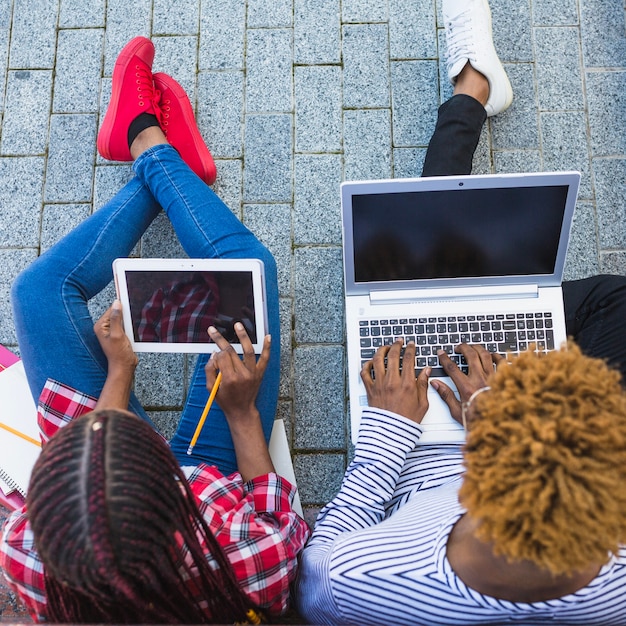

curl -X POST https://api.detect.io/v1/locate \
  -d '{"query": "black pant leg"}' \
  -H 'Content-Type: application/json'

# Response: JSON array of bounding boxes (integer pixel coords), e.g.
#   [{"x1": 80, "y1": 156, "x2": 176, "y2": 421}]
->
[
  {"x1": 563, "y1": 275, "x2": 626, "y2": 381},
  {"x1": 421, "y1": 94, "x2": 487, "y2": 177}
]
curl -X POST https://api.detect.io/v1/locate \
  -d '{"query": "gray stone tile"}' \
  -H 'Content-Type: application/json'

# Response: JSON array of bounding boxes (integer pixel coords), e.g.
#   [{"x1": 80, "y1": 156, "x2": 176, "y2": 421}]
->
[
  {"x1": 134, "y1": 352, "x2": 186, "y2": 407},
  {"x1": 40, "y1": 204, "x2": 91, "y2": 253},
  {"x1": 343, "y1": 24, "x2": 390, "y2": 108},
  {"x1": 342, "y1": 0, "x2": 387, "y2": 23},
  {"x1": 0, "y1": 157, "x2": 44, "y2": 246},
  {"x1": 8, "y1": 0, "x2": 57, "y2": 68},
  {"x1": 93, "y1": 164, "x2": 134, "y2": 210},
  {"x1": 248, "y1": 0, "x2": 292, "y2": 27},
  {"x1": 391, "y1": 61, "x2": 439, "y2": 147},
  {"x1": 490, "y1": 0, "x2": 533, "y2": 61},
  {"x1": 0, "y1": 248, "x2": 38, "y2": 344},
  {"x1": 294, "y1": 247, "x2": 344, "y2": 343},
  {"x1": 276, "y1": 399, "x2": 293, "y2": 444},
  {"x1": 197, "y1": 71, "x2": 244, "y2": 159},
  {"x1": 1, "y1": 70, "x2": 52, "y2": 155},
  {"x1": 490, "y1": 63, "x2": 539, "y2": 150},
  {"x1": 103, "y1": 0, "x2": 152, "y2": 75},
  {"x1": 594, "y1": 158, "x2": 626, "y2": 249},
  {"x1": 586, "y1": 71, "x2": 626, "y2": 157},
  {"x1": 45, "y1": 114, "x2": 97, "y2": 203},
  {"x1": 533, "y1": 27, "x2": 584, "y2": 111},
  {"x1": 599, "y1": 251, "x2": 626, "y2": 275},
  {"x1": 295, "y1": 65, "x2": 342, "y2": 153},
  {"x1": 389, "y1": 0, "x2": 437, "y2": 60},
  {"x1": 293, "y1": 346, "x2": 345, "y2": 449},
  {"x1": 580, "y1": 0, "x2": 626, "y2": 67},
  {"x1": 293, "y1": 453, "x2": 345, "y2": 503},
  {"x1": 278, "y1": 297, "x2": 292, "y2": 397},
  {"x1": 153, "y1": 0, "x2": 199, "y2": 35},
  {"x1": 0, "y1": 0, "x2": 11, "y2": 111},
  {"x1": 53, "y1": 29, "x2": 104, "y2": 113},
  {"x1": 59, "y1": 0, "x2": 105, "y2": 27},
  {"x1": 243, "y1": 114, "x2": 292, "y2": 202},
  {"x1": 246, "y1": 29, "x2": 292, "y2": 113},
  {"x1": 140, "y1": 212, "x2": 186, "y2": 258},
  {"x1": 532, "y1": 0, "x2": 578, "y2": 25},
  {"x1": 294, "y1": 0, "x2": 341, "y2": 64},
  {"x1": 493, "y1": 150, "x2": 542, "y2": 173},
  {"x1": 436, "y1": 28, "x2": 454, "y2": 105},
  {"x1": 471, "y1": 125, "x2": 493, "y2": 175},
  {"x1": 540, "y1": 112, "x2": 592, "y2": 199},
  {"x1": 212, "y1": 159, "x2": 243, "y2": 216},
  {"x1": 244, "y1": 204, "x2": 292, "y2": 296},
  {"x1": 153, "y1": 36, "x2": 199, "y2": 100},
  {"x1": 148, "y1": 409, "x2": 181, "y2": 440},
  {"x1": 343, "y1": 108, "x2": 392, "y2": 180},
  {"x1": 294, "y1": 154, "x2": 343, "y2": 244},
  {"x1": 393, "y1": 147, "x2": 427, "y2": 178},
  {"x1": 199, "y1": 0, "x2": 246, "y2": 70},
  {"x1": 563, "y1": 200, "x2": 600, "y2": 281}
]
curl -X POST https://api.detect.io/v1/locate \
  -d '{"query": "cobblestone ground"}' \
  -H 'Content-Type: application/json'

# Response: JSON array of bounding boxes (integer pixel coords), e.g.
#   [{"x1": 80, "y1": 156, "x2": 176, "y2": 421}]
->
[{"x1": 1, "y1": 0, "x2": 625, "y2": 618}]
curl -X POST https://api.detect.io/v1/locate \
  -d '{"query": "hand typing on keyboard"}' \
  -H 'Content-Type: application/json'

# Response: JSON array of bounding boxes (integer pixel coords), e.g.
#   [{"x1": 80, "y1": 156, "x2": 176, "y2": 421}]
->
[{"x1": 361, "y1": 339, "x2": 431, "y2": 423}]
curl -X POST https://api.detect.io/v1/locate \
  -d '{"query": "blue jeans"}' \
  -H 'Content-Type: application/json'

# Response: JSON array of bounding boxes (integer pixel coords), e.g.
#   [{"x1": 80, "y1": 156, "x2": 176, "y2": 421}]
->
[{"x1": 11, "y1": 144, "x2": 280, "y2": 475}]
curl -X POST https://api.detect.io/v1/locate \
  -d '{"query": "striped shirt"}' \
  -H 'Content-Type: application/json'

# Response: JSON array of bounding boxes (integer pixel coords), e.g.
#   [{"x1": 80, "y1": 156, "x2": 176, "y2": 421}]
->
[{"x1": 296, "y1": 409, "x2": 626, "y2": 625}]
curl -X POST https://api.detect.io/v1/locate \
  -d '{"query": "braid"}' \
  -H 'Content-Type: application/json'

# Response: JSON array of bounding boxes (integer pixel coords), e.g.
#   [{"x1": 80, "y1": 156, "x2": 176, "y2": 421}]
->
[{"x1": 27, "y1": 409, "x2": 257, "y2": 623}]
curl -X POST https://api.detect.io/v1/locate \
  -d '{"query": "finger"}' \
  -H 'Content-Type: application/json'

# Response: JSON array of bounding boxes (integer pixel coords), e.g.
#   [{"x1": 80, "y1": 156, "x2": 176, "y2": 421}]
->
[
  {"x1": 233, "y1": 321, "x2": 257, "y2": 369},
  {"x1": 492, "y1": 352, "x2": 506, "y2": 368},
  {"x1": 204, "y1": 354, "x2": 219, "y2": 388},
  {"x1": 456, "y1": 343, "x2": 484, "y2": 371},
  {"x1": 402, "y1": 341, "x2": 417, "y2": 380},
  {"x1": 385, "y1": 339, "x2": 404, "y2": 375},
  {"x1": 207, "y1": 325, "x2": 237, "y2": 352},
  {"x1": 430, "y1": 379, "x2": 462, "y2": 423},
  {"x1": 255, "y1": 334, "x2": 271, "y2": 378},
  {"x1": 372, "y1": 343, "x2": 392, "y2": 379},
  {"x1": 437, "y1": 348, "x2": 464, "y2": 383},
  {"x1": 360, "y1": 360, "x2": 374, "y2": 389},
  {"x1": 109, "y1": 300, "x2": 125, "y2": 336},
  {"x1": 416, "y1": 365, "x2": 431, "y2": 399},
  {"x1": 473, "y1": 343, "x2": 496, "y2": 372}
]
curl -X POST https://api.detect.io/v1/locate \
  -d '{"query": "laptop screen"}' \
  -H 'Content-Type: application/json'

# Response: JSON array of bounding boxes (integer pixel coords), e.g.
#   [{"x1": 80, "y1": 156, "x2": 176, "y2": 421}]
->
[{"x1": 351, "y1": 184, "x2": 569, "y2": 284}]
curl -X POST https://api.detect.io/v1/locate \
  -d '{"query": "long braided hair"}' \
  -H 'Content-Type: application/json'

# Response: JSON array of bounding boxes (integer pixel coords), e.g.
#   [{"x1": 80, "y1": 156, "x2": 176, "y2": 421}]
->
[{"x1": 26, "y1": 409, "x2": 257, "y2": 623}]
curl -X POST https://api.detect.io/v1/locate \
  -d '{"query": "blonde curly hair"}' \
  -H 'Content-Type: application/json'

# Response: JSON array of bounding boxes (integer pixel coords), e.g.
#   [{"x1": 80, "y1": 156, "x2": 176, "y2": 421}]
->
[{"x1": 460, "y1": 342, "x2": 626, "y2": 576}]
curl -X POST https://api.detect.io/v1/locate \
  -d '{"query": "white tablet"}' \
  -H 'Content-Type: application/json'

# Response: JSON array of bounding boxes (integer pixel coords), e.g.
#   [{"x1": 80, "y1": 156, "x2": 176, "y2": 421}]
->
[{"x1": 112, "y1": 258, "x2": 268, "y2": 354}]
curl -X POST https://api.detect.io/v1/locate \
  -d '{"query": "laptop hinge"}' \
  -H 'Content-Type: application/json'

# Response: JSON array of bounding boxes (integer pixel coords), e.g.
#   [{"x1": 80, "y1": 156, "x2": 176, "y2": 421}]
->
[{"x1": 369, "y1": 284, "x2": 539, "y2": 304}]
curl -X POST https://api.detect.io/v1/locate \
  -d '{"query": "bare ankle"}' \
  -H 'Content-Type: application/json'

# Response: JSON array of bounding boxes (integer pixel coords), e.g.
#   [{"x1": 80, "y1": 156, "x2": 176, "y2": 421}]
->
[
  {"x1": 130, "y1": 126, "x2": 168, "y2": 160},
  {"x1": 453, "y1": 62, "x2": 490, "y2": 106}
]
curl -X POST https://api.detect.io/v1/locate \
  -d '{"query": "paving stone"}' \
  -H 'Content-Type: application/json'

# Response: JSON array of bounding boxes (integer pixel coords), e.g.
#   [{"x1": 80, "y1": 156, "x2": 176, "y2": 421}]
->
[
  {"x1": 59, "y1": 0, "x2": 105, "y2": 27},
  {"x1": 248, "y1": 0, "x2": 292, "y2": 27},
  {"x1": 594, "y1": 158, "x2": 626, "y2": 249},
  {"x1": 342, "y1": 0, "x2": 387, "y2": 23},
  {"x1": 0, "y1": 157, "x2": 44, "y2": 246},
  {"x1": 40, "y1": 204, "x2": 91, "y2": 253},
  {"x1": 534, "y1": 27, "x2": 584, "y2": 111},
  {"x1": 490, "y1": 0, "x2": 533, "y2": 61},
  {"x1": 243, "y1": 114, "x2": 292, "y2": 202},
  {"x1": 389, "y1": 0, "x2": 437, "y2": 59},
  {"x1": 93, "y1": 164, "x2": 134, "y2": 209},
  {"x1": 140, "y1": 212, "x2": 186, "y2": 258},
  {"x1": 295, "y1": 65, "x2": 342, "y2": 153},
  {"x1": 599, "y1": 251, "x2": 626, "y2": 275},
  {"x1": 45, "y1": 114, "x2": 97, "y2": 203},
  {"x1": 199, "y1": 0, "x2": 246, "y2": 70},
  {"x1": 0, "y1": 248, "x2": 38, "y2": 345},
  {"x1": 134, "y1": 352, "x2": 186, "y2": 407},
  {"x1": 393, "y1": 147, "x2": 427, "y2": 178},
  {"x1": 532, "y1": 0, "x2": 578, "y2": 25},
  {"x1": 391, "y1": 60, "x2": 439, "y2": 147},
  {"x1": 0, "y1": 0, "x2": 11, "y2": 111},
  {"x1": 211, "y1": 159, "x2": 243, "y2": 216},
  {"x1": 343, "y1": 24, "x2": 389, "y2": 108},
  {"x1": 540, "y1": 111, "x2": 592, "y2": 199},
  {"x1": 53, "y1": 29, "x2": 104, "y2": 113},
  {"x1": 563, "y1": 200, "x2": 600, "y2": 281},
  {"x1": 9, "y1": 0, "x2": 57, "y2": 68},
  {"x1": 294, "y1": 154, "x2": 343, "y2": 244},
  {"x1": 294, "y1": 0, "x2": 341, "y2": 64},
  {"x1": 87, "y1": 281, "x2": 117, "y2": 322},
  {"x1": 1, "y1": 70, "x2": 52, "y2": 154},
  {"x1": 493, "y1": 150, "x2": 542, "y2": 174},
  {"x1": 197, "y1": 71, "x2": 244, "y2": 159},
  {"x1": 294, "y1": 246, "x2": 344, "y2": 343},
  {"x1": 278, "y1": 297, "x2": 293, "y2": 397},
  {"x1": 148, "y1": 409, "x2": 181, "y2": 440},
  {"x1": 293, "y1": 345, "x2": 345, "y2": 449},
  {"x1": 294, "y1": 453, "x2": 345, "y2": 503},
  {"x1": 245, "y1": 29, "x2": 292, "y2": 113},
  {"x1": 471, "y1": 125, "x2": 493, "y2": 175},
  {"x1": 586, "y1": 70, "x2": 626, "y2": 157},
  {"x1": 153, "y1": 35, "x2": 199, "y2": 100},
  {"x1": 244, "y1": 203, "x2": 292, "y2": 296},
  {"x1": 153, "y1": 0, "x2": 199, "y2": 35},
  {"x1": 580, "y1": 0, "x2": 626, "y2": 67},
  {"x1": 343, "y1": 108, "x2": 392, "y2": 180}
]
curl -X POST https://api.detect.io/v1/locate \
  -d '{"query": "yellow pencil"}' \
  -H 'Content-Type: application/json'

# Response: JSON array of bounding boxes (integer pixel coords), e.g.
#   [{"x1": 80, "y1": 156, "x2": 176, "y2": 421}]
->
[
  {"x1": 186, "y1": 371, "x2": 222, "y2": 456},
  {"x1": 0, "y1": 422, "x2": 42, "y2": 448}
]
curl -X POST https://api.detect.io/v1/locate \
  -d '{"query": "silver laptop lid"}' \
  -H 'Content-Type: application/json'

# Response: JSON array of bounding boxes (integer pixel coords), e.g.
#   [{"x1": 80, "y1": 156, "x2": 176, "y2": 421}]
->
[{"x1": 342, "y1": 172, "x2": 581, "y2": 297}]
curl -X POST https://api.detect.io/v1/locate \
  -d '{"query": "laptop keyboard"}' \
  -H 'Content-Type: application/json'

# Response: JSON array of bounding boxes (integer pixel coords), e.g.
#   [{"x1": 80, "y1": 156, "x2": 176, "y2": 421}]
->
[{"x1": 359, "y1": 312, "x2": 555, "y2": 377}]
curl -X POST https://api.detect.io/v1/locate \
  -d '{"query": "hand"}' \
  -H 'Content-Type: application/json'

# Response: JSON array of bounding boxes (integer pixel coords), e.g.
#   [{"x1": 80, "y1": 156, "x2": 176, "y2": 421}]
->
[
  {"x1": 431, "y1": 344, "x2": 505, "y2": 424},
  {"x1": 94, "y1": 300, "x2": 138, "y2": 373},
  {"x1": 205, "y1": 323, "x2": 270, "y2": 425},
  {"x1": 361, "y1": 340, "x2": 430, "y2": 423}
]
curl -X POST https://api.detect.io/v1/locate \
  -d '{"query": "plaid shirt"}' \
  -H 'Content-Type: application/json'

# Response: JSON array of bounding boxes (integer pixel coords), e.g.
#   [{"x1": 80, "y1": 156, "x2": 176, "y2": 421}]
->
[{"x1": 0, "y1": 379, "x2": 310, "y2": 622}]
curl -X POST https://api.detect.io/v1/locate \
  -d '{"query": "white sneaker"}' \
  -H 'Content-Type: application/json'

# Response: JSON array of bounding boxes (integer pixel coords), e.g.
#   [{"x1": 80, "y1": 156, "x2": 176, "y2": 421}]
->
[{"x1": 442, "y1": 0, "x2": 513, "y2": 116}]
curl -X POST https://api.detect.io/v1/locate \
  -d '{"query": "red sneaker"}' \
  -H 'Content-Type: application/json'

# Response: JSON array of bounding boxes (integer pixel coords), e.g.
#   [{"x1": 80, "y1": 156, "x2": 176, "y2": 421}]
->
[
  {"x1": 97, "y1": 37, "x2": 161, "y2": 162},
  {"x1": 153, "y1": 72, "x2": 217, "y2": 185}
]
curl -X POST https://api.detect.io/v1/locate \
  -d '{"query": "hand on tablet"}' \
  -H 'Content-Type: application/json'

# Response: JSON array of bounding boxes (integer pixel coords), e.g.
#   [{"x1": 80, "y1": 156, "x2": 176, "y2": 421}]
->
[{"x1": 94, "y1": 300, "x2": 138, "y2": 373}]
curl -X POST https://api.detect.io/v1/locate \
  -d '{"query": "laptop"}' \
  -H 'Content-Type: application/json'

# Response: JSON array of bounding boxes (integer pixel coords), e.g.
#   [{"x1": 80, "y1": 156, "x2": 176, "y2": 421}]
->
[{"x1": 342, "y1": 171, "x2": 581, "y2": 444}]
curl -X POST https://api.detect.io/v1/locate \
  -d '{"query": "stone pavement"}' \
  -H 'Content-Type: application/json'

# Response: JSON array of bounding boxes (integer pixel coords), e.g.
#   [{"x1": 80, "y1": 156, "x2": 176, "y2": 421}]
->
[{"x1": 1, "y1": 0, "x2": 625, "y2": 618}]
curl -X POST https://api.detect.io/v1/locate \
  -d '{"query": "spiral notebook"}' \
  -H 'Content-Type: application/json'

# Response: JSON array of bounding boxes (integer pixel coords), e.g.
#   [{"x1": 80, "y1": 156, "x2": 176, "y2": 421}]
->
[{"x1": 0, "y1": 346, "x2": 40, "y2": 499}]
